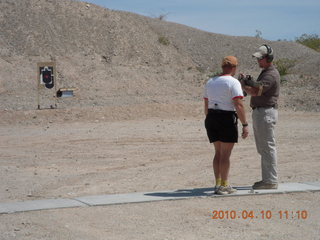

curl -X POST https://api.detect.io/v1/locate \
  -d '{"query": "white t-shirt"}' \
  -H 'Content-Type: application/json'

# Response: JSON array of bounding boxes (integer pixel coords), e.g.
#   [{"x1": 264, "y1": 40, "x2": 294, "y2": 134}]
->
[{"x1": 203, "y1": 75, "x2": 243, "y2": 111}]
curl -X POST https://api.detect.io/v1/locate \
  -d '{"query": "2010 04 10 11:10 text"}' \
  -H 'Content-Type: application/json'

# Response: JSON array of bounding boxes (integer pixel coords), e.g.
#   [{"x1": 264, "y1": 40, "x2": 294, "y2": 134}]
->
[{"x1": 211, "y1": 210, "x2": 308, "y2": 220}]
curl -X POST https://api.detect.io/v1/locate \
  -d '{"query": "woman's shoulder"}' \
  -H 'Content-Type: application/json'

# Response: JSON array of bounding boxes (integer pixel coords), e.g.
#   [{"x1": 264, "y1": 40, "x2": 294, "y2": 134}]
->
[{"x1": 206, "y1": 76, "x2": 218, "y2": 84}]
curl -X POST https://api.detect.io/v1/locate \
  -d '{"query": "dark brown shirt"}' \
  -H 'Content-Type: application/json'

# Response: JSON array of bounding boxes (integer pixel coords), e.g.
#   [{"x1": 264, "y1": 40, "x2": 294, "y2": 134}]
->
[{"x1": 250, "y1": 65, "x2": 280, "y2": 108}]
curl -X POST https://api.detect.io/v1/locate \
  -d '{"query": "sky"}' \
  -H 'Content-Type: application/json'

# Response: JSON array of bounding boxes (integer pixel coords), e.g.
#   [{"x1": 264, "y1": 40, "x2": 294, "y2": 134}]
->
[{"x1": 82, "y1": 0, "x2": 320, "y2": 41}]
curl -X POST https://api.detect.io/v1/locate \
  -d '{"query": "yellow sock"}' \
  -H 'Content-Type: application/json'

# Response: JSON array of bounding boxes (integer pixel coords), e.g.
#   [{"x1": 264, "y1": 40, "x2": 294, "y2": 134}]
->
[
  {"x1": 215, "y1": 178, "x2": 222, "y2": 186},
  {"x1": 221, "y1": 180, "x2": 228, "y2": 187}
]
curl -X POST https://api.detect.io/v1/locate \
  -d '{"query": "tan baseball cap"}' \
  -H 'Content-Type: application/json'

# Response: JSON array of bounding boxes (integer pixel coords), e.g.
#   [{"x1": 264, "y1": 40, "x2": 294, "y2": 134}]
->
[
  {"x1": 221, "y1": 56, "x2": 238, "y2": 67},
  {"x1": 253, "y1": 45, "x2": 271, "y2": 59}
]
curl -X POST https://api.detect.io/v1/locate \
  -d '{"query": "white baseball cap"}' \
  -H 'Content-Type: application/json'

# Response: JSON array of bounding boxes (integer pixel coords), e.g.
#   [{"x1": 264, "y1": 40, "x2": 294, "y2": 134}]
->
[{"x1": 252, "y1": 45, "x2": 272, "y2": 59}]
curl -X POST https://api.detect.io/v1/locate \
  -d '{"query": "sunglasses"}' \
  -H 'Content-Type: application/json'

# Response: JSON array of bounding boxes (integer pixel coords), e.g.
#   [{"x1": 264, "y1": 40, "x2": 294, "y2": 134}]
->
[{"x1": 256, "y1": 56, "x2": 266, "y2": 61}]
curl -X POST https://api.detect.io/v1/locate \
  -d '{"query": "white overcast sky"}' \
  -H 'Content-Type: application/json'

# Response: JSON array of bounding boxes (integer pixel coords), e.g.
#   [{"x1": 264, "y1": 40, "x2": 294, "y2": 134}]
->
[{"x1": 82, "y1": 0, "x2": 320, "y2": 41}]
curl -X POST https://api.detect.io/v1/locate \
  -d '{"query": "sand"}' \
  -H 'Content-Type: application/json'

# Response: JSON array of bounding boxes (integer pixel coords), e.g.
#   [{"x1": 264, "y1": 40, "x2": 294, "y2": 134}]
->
[{"x1": 0, "y1": 106, "x2": 319, "y2": 240}]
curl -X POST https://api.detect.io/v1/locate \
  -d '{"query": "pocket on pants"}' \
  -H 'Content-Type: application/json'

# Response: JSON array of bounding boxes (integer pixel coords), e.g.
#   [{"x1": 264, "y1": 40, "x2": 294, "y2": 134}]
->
[{"x1": 264, "y1": 108, "x2": 278, "y2": 124}]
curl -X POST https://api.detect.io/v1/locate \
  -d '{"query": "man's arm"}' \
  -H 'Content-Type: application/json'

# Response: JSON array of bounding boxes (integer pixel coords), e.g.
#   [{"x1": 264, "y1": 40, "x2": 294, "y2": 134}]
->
[
  {"x1": 243, "y1": 86, "x2": 260, "y2": 96},
  {"x1": 238, "y1": 74, "x2": 263, "y2": 96},
  {"x1": 243, "y1": 74, "x2": 275, "y2": 97}
]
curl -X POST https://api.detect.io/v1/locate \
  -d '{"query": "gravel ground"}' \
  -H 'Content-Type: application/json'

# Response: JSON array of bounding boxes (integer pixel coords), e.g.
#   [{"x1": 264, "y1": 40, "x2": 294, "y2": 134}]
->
[{"x1": 0, "y1": 1, "x2": 320, "y2": 239}]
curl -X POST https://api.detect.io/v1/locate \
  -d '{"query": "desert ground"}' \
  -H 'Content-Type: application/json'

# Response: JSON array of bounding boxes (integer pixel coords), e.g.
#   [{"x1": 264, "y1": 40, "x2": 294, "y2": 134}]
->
[
  {"x1": 1, "y1": 1, "x2": 320, "y2": 239},
  {"x1": 0, "y1": 103, "x2": 319, "y2": 240}
]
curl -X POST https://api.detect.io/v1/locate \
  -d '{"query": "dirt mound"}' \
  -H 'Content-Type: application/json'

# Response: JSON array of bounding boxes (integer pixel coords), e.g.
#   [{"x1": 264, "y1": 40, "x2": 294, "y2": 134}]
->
[{"x1": 0, "y1": 0, "x2": 319, "y2": 112}]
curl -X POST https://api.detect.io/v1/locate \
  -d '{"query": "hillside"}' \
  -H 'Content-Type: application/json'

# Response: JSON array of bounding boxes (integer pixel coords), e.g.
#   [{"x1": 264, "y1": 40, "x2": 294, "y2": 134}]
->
[
  {"x1": 1, "y1": 2, "x2": 320, "y2": 239},
  {"x1": 0, "y1": 0, "x2": 320, "y2": 113}
]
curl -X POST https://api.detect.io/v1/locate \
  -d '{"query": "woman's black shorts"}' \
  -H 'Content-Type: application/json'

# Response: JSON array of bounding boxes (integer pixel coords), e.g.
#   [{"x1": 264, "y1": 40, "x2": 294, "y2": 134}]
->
[{"x1": 205, "y1": 109, "x2": 238, "y2": 143}]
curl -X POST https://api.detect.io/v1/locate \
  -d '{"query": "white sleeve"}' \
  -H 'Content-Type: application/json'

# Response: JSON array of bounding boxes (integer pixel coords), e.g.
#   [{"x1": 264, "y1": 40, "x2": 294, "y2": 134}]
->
[{"x1": 231, "y1": 80, "x2": 244, "y2": 99}]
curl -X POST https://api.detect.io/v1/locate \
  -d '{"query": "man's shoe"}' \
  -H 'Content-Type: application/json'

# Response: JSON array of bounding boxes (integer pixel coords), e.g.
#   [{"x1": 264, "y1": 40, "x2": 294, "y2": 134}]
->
[
  {"x1": 252, "y1": 181, "x2": 278, "y2": 190},
  {"x1": 253, "y1": 180, "x2": 264, "y2": 186},
  {"x1": 216, "y1": 186, "x2": 237, "y2": 195}
]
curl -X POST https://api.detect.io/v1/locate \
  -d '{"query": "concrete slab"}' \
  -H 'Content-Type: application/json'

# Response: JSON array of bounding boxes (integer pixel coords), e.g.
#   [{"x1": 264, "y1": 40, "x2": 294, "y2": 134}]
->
[
  {"x1": 75, "y1": 191, "x2": 188, "y2": 206},
  {"x1": 304, "y1": 181, "x2": 320, "y2": 187},
  {"x1": 76, "y1": 182, "x2": 320, "y2": 206},
  {"x1": 231, "y1": 182, "x2": 320, "y2": 196},
  {"x1": 1, "y1": 182, "x2": 319, "y2": 214},
  {"x1": 0, "y1": 198, "x2": 87, "y2": 214},
  {"x1": 143, "y1": 182, "x2": 320, "y2": 199}
]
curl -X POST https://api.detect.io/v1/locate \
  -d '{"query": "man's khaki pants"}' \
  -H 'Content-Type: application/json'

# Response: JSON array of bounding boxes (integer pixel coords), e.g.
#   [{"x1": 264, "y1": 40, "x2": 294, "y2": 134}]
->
[{"x1": 252, "y1": 107, "x2": 278, "y2": 184}]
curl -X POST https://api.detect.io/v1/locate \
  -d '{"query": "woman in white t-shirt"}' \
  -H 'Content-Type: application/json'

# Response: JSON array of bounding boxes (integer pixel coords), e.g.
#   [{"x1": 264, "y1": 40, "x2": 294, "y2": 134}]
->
[{"x1": 203, "y1": 56, "x2": 249, "y2": 195}]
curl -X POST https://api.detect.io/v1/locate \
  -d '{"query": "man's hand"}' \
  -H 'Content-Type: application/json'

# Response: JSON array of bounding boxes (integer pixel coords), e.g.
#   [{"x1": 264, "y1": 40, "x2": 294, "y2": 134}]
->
[{"x1": 243, "y1": 85, "x2": 258, "y2": 96}]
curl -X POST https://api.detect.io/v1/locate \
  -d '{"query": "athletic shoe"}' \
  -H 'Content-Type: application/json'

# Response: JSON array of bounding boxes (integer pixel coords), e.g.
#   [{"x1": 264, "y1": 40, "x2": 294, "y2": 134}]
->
[
  {"x1": 252, "y1": 181, "x2": 278, "y2": 189},
  {"x1": 216, "y1": 185, "x2": 237, "y2": 195},
  {"x1": 214, "y1": 185, "x2": 220, "y2": 194}
]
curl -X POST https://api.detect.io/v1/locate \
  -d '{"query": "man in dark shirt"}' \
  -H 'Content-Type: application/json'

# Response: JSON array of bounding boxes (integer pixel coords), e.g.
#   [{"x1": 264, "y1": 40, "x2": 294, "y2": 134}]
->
[{"x1": 244, "y1": 44, "x2": 280, "y2": 189}]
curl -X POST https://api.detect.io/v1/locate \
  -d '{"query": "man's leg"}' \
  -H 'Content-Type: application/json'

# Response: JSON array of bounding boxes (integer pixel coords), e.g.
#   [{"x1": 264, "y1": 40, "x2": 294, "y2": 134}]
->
[{"x1": 252, "y1": 108, "x2": 278, "y2": 184}]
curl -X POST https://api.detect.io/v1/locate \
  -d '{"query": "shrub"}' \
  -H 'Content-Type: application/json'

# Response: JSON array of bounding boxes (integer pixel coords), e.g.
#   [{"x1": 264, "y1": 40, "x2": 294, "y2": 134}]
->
[
  {"x1": 158, "y1": 13, "x2": 169, "y2": 21},
  {"x1": 195, "y1": 66, "x2": 206, "y2": 73},
  {"x1": 158, "y1": 36, "x2": 170, "y2": 46},
  {"x1": 255, "y1": 29, "x2": 262, "y2": 39},
  {"x1": 208, "y1": 70, "x2": 221, "y2": 78},
  {"x1": 296, "y1": 34, "x2": 320, "y2": 52},
  {"x1": 274, "y1": 58, "x2": 296, "y2": 76}
]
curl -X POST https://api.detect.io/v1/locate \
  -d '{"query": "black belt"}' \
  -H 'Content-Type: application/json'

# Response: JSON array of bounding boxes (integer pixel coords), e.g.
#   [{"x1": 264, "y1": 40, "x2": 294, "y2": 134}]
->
[{"x1": 252, "y1": 105, "x2": 277, "y2": 110}]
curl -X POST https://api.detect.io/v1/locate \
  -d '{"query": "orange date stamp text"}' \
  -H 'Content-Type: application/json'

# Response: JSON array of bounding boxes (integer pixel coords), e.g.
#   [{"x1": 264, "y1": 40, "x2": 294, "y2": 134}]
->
[{"x1": 211, "y1": 210, "x2": 308, "y2": 220}]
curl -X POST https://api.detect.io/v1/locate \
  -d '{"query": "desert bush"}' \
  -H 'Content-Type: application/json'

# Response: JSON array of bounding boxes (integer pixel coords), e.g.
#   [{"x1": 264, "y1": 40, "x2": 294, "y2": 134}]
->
[
  {"x1": 255, "y1": 29, "x2": 262, "y2": 39},
  {"x1": 208, "y1": 70, "x2": 221, "y2": 78},
  {"x1": 195, "y1": 66, "x2": 207, "y2": 73},
  {"x1": 158, "y1": 36, "x2": 170, "y2": 46},
  {"x1": 158, "y1": 13, "x2": 169, "y2": 21},
  {"x1": 296, "y1": 34, "x2": 320, "y2": 52},
  {"x1": 274, "y1": 58, "x2": 296, "y2": 83},
  {"x1": 274, "y1": 58, "x2": 296, "y2": 76}
]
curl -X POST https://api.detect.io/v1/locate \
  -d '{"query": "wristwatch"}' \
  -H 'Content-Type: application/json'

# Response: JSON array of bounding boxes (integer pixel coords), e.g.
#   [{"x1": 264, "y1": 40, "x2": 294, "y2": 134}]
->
[{"x1": 242, "y1": 123, "x2": 248, "y2": 127}]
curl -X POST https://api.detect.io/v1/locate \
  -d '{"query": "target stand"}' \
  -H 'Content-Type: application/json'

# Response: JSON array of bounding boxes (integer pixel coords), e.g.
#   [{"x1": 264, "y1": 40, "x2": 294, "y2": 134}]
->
[{"x1": 37, "y1": 62, "x2": 57, "y2": 109}]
